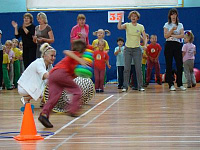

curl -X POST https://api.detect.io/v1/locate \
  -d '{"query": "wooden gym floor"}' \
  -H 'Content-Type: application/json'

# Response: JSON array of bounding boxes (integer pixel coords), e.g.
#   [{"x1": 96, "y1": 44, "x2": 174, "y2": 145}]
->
[{"x1": 0, "y1": 83, "x2": 200, "y2": 150}]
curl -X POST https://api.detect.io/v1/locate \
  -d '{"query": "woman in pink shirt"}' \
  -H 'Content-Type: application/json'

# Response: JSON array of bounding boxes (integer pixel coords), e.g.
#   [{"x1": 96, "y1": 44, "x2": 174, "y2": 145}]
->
[{"x1": 70, "y1": 14, "x2": 89, "y2": 46}]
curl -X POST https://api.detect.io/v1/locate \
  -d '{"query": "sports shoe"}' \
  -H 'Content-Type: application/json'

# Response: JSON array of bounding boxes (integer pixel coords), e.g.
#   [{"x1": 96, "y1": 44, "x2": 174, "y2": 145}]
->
[
  {"x1": 192, "y1": 84, "x2": 196, "y2": 87},
  {"x1": 20, "y1": 97, "x2": 25, "y2": 105},
  {"x1": 170, "y1": 85, "x2": 176, "y2": 91},
  {"x1": 0, "y1": 87, "x2": 2, "y2": 90},
  {"x1": 99, "y1": 89, "x2": 104, "y2": 92},
  {"x1": 38, "y1": 114, "x2": 53, "y2": 128},
  {"x1": 122, "y1": 88, "x2": 128, "y2": 92},
  {"x1": 7, "y1": 87, "x2": 13, "y2": 90},
  {"x1": 178, "y1": 86, "x2": 186, "y2": 91},
  {"x1": 132, "y1": 86, "x2": 138, "y2": 90},
  {"x1": 138, "y1": 88, "x2": 145, "y2": 91},
  {"x1": 118, "y1": 86, "x2": 123, "y2": 89},
  {"x1": 156, "y1": 79, "x2": 162, "y2": 85}
]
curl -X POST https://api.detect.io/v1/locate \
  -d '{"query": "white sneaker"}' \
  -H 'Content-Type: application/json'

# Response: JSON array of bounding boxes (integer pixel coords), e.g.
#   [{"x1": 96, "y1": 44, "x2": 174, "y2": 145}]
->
[
  {"x1": 20, "y1": 97, "x2": 25, "y2": 105},
  {"x1": 170, "y1": 85, "x2": 176, "y2": 91},
  {"x1": 178, "y1": 86, "x2": 186, "y2": 91},
  {"x1": 122, "y1": 88, "x2": 128, "y2": 92},
  {"x1": 0, "y1": 87, "x2": 2, "y2": 90},
  {"x1": 139, "y1": 88, "x2": 145, "y2": 91}
]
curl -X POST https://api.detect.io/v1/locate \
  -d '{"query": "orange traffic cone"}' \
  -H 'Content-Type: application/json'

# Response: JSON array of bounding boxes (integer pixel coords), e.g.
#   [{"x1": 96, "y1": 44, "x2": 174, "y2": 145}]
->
[{"x1": 14, "y1": 103, "x2": 44, "y2": 141}]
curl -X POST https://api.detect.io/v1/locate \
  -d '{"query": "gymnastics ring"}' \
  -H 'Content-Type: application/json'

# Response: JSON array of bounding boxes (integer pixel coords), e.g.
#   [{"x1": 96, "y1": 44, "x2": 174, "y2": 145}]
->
[
  {"x1": 76, "y1": 65, "x2": 93, "y2": 72},
  {"x1": 82, "y1": 54, "x2": 93, "y2": 60},
  {"x1": 85, "y1": 49, "x2": 94, "y2": 53},
  {"x1": 83, "y1": 52, "x2": 93, "y2": 56},
  {"x1": 83, "y1": 57, "x2": 93, "y2": 64},
  {"x1": 75, "y1": 68, "x2": 93, "y2": 78}
]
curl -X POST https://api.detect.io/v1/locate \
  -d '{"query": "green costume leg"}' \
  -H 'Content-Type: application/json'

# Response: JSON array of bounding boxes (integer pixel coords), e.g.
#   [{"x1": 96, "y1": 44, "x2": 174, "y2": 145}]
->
[
  {"x1": 142, "y1": 64, "x2": 146, "y2": 85},
  {"x1": 104, "y1": 69, "x2": 107, "y2": 85},
  {"x1": 14, "y1": 60, "x2": 21, "y2": 87},
  {"x1": 2, "y1": 64, "x2": 11, "y2": 89}
]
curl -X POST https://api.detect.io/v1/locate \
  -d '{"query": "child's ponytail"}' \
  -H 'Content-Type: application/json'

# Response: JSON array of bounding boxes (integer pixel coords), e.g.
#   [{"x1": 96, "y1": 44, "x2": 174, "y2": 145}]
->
[
  {"x1": 93, "y1": 31, "x2": 98, "y2": 36},
  {"x1": 40, "y1": 43, "x2": 56, "y2": 58},
  {"x1": 93, "y1": 29, "x2": 111, "y2": 37},
  {"x1": 105, "y1": 29, "x2": 111, "y2": 36}
]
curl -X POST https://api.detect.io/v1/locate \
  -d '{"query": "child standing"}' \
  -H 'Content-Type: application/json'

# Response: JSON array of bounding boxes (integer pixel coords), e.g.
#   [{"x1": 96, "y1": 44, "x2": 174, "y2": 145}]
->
[
  {"x1": 19, "y1": 41, "x2": 24, "y2": 74},
  {"x1": 93, "y1": 40, "x2": 111, "y2": 92},
  {"x1": 92, "y1": 29, "x2": 111, "y2": 85},
  {"x1": 5, "y1": 40, "x2": 15, "y2": 87},
  {"x1": 114, "y1": 37, "x2": 125, "y2": 89},
  {"x1": 182, "y1": 31, "x2": 196, "y2": 88},
  {"x1": 146, "y1": 35, "x2": 162, "y2": 86},
  {"x1": 141, "y1": 34, "x2": 149, "y2": 87},
  {"x1": 2, "y1": 46, "x2": 12, "y2": 90},
  {"x1": 12, "y1": 38, "x2": 21, "y2": 88},
  {"x1": 92, "y1": 29, "x2": 110, "y2": 52},
  {"x1": 39, "y1": 40, "x2": 88, "y2": 128}
]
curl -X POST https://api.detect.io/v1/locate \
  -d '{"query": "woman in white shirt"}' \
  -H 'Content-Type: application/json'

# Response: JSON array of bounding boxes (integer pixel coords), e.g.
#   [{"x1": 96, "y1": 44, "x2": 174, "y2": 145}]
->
[
  {"x1": 163, "y1": 8, "x2": 186, "y2": 91},
  {"x1": 18, "y1": 43, "x2": 56, "y2": 103}
]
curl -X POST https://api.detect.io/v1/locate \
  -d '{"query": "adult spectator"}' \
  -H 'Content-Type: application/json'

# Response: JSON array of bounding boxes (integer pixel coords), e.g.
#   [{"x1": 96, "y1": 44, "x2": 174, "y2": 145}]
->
[
  {"x1": 70, "y1": 14, "x2": 89, "y2": 46},
  {"x1": 12, "y1": 13, "x2": 37, "y2": 69},
  {"x1": 33, "y1": 12, "x2": 54, "y2": 58},
  {"x1": 163, "y1": 8, "x2": 186, "y2": 91}
]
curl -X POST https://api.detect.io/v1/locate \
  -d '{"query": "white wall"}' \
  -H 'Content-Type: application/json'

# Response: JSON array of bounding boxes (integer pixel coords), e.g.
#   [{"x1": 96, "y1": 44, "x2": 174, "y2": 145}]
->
[
  {"x1": 0, "y1": 0, "x2": 199, "y2": 13},
  {"x1": 26, "y1": 0, "x2": 178, "y2": 10}
]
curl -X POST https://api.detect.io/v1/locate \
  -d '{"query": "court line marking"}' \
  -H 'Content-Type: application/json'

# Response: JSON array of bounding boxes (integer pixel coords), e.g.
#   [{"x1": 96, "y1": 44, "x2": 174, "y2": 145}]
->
[
  {"x1": 52, "y1": 93, "x2": 127, "y2": 150},
  {"x1": 0, "y1": 110, "x2": 19, "y2": 112},
  {"x1": 1, "y1": 135, "x2": 200, "y2": 141},
  {"x1": 52, "y1": 141, "x2": 200, "y2": 144},
  {"x1": 45, "y1": 94, "x2": 114, "y2": 139},
  {"x1": 52, "y1": 133, "x2": 77, "y2": 150},
  {"x1": 82, "y1": 95, "x2": 124, "y2": 128},
  {"x1": 49, "y1": 135, "x2": 200, "y2": 140}
]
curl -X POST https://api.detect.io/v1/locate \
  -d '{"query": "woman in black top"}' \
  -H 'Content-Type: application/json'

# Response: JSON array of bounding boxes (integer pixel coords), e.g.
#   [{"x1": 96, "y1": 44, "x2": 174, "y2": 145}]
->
[{"x1": 12, "y1": 13, "x2": 37, "y2": 69}]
